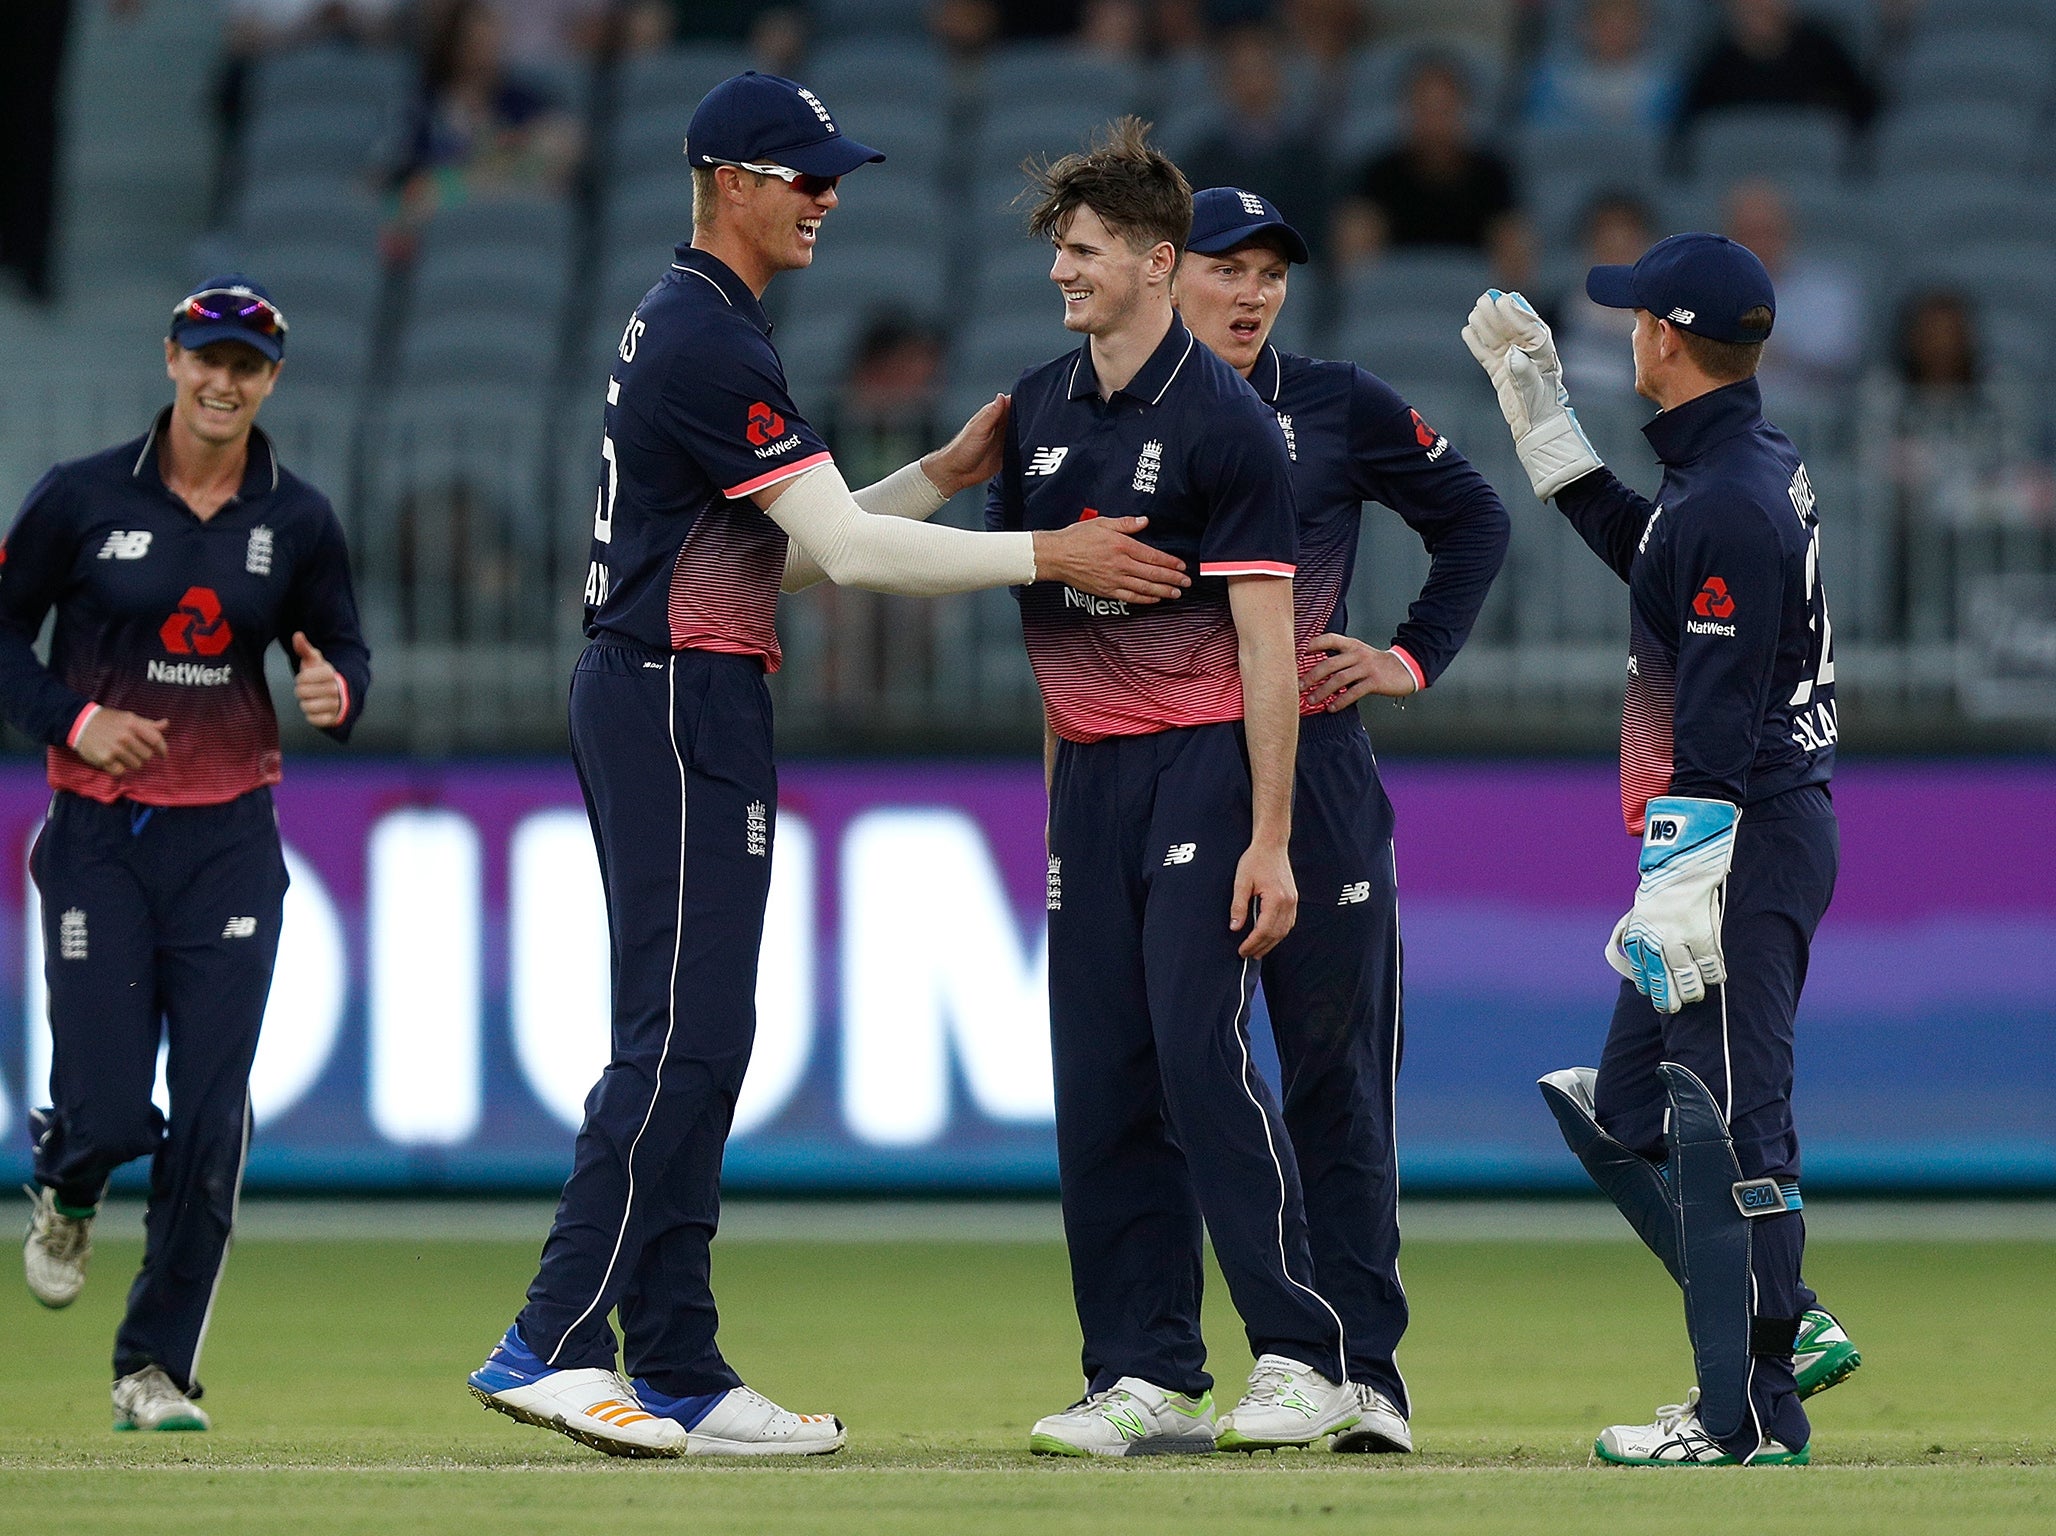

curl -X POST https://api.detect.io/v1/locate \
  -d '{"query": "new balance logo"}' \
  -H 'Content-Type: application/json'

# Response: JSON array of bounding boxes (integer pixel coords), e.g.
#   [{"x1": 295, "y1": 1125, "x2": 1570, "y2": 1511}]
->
[
  {"x1": 1338, "y1": 881, "x2": 1370, "y2": 905},
  {"x1": 222, "y1": 917, "x2": 257, "y2": 939},
  {"x1": 1163, "y1": 843, "x2": 1196, "y2": 865},
  {"x1": 58, "y1": 908, "x2": 87, "y2": 960},
  {"x1": 1025, "y1": 446, "x2": 1068, "y2": 476},
  {"x1": 97, "y1": 531, "x2": 152, "y2": 560},
  {"x1": 1667, "y1": 307, "x2": 1696, "y2": 325},
  {"x1": 1103, "y1": 1406, "x2": 1148, "y2": 1441}
]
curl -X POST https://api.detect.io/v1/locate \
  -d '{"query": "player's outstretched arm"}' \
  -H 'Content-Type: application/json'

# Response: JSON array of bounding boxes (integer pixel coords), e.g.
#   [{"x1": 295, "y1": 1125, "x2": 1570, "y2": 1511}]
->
[
  {"x1": 756, "y1": 463, "x2": 1189, "y2": 601},
  {"x1": 781, "y1": 395, "x2": 1012, "y2": 592},
  {"x1": 1227, "y1": 573, "x2": 1299, "y2": 959}
]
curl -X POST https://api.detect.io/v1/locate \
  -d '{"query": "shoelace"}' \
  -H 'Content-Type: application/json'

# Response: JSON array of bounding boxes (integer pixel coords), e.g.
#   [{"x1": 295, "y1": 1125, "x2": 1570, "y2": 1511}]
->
[
  {"x1": 31, "y1": 1199, "x2": 90, "y2": 1263},
  {"x1": 1238, "y1": 1362, "x2": 1300, "y2": 1407},
  {"x1": 1652, "y1": 1388, "x2": 1704, "y2": 1434}
]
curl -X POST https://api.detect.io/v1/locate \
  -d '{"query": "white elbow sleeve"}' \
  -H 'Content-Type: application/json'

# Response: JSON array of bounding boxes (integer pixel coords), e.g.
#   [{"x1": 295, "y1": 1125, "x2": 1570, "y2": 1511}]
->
[{"x1": 767, "y1": 464, "x2": 1034, "y2": 596}]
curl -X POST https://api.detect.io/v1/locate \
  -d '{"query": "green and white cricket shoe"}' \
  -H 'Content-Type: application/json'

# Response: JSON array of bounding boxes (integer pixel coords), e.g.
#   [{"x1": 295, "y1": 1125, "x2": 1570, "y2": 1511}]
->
[
  {"x1": 1594, "y1": 1389, "x2": 1808, "y2": 1466},
  {"x1": 1329, "y1": 1384, "x2": 1413, "y2": 1453},
  {"x1": 23, "y1": 1185, "x2": 92, "y2": 1309},
  {"x1": 112, "y1": 1365, "x2": 210, "y2": 1432},
  {"x1": 1029, "y1": 1377, "x2": 1217, "y2": 1457},
  {"x1": 1216, "y1": 1354, "x2": 1360, "y2": 1451},
  {"x1": 1794, "y1": 1308, "x2": 1862, "y2": 1399}
]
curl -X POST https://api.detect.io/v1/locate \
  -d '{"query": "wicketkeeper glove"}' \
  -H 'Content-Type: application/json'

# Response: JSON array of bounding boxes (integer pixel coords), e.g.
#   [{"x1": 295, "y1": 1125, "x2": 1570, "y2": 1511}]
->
[
  {"x1": 1606, "y1": 796, "x2": 1741, "y2": 1014},
  {"x1": 1460, "y1": 289, "x2": 1604, "y2": 501}
]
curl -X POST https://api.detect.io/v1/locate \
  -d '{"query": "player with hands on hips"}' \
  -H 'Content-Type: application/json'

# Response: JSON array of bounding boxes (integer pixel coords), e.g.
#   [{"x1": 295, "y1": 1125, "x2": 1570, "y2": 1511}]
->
[
  {"x1": 1465, "y1": 234, "x2": 1859, "y2": 1466},
  {"x1": 3, "y1": 275, "x2": 371, "y2": 1434}
]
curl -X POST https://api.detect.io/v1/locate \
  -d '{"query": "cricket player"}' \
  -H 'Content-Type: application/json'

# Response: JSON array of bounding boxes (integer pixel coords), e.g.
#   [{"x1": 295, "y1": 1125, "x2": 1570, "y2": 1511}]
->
[
  {"x1": 1462, "y1": 234, "x2": 1862, "y2": 1465},
  {"x1": 5, "y1": 277, "x2": 371, "y2": 1431},
  {"x1": 465, "y1": 73, "x2": 1187, "y2": 1459},
  {"x1": 1175, "y1": 187, "x2": 1511, "y2": 1452},
  {"x1": 974, "y1": 120, "x2": 1362, "y2": 1457}
]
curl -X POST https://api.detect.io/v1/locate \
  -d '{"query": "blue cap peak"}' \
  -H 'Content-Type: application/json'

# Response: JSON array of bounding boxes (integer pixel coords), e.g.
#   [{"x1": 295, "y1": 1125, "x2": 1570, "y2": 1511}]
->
[{"x1": 1586, "y1": 232, "x2": 1775, "y2": 343}]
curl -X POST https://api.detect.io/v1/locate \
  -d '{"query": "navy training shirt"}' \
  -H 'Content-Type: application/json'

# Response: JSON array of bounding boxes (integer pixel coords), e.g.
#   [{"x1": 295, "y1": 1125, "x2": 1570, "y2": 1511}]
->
[
  {"x1": 1553, "y1": 378, "x2": 1836, "y2": 833},
  {"x1": 582, "y1": 246, "x2": 831, "y2": 669},
  {"x1": 0, "y1": 410, "x2": 371, "y2": 807},
  {"x1": 1248, "y1": 345, "x2": 1509, "y2": 701},
  {"x1": 985, "y1": 314, "x2": 1299, "y2": 744}
]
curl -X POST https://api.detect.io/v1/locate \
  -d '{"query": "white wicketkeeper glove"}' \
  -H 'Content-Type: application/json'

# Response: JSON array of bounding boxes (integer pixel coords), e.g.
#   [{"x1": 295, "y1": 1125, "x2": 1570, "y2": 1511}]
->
[
  {"x1": 1606, "y1": 796, "x2": 1741, "y2": 1014},
  {"x1": 1460, "y1": 289, "x2": 1604, "y2": 501}
]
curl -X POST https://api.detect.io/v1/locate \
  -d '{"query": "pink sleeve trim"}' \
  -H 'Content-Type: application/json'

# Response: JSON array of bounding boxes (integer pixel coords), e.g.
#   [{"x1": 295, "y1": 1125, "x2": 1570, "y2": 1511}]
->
[
  {"x1": 1200, "y1": 560, "x2": 1296, "y2": 578},
  {"x1": 1390, "y1": 644, "x2": 1426, "y2": 692},
  {"x1": 65, "y1": 703, "x2": 99, "y2": 749},
  {"x1": 724, "y1": 451, "x2": 834, "y2": 499},
  {"x1": 333, "y1": 674, "x2": 350, "y2": 725}
]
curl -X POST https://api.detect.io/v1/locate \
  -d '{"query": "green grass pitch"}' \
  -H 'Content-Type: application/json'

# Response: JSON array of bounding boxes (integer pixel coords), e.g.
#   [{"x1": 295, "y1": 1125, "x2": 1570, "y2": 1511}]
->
[{"x1": 2, "y1": 1223, "x2": 2050, "y2": 1534}]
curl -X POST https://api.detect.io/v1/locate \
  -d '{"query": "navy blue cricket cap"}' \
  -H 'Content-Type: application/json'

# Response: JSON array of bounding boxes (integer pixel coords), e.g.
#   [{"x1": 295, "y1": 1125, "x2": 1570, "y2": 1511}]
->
[
  {"x1": 168, "y1": 274, "x2": 287, "y2": 361},
  {"x1": 1186, "y1": 186, "x2": 1309, "y2": 264},
  {"x1": 1586, "y1": 232, "x2": 1776, "y2": 343},
  {"x1": 684, "y1": 71, "x2": 883, "y2": 178}
]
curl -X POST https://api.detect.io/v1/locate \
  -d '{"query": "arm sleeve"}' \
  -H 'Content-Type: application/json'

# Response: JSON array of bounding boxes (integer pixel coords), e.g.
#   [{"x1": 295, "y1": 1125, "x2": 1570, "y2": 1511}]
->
[
  {"x1": 1668, "y1": 503, "x2": 1787, "y2": 802},
  {"x1": 0, "y1": 470, "x2": 97, "y2": 748},
  {"x1": 1552, "y1": 465, "x2": 1656, "y2": 582},
  {"x1": 1347, "y1": 370, "x2": 1511, "y2": 686},
  {"x1": 781, "y1": 460, "x2": 949, "y2": 592},
  {"x1": 765, "y1": 463, "x2": 1035, "y2": 596},
  {"x1": 281, "y1": 500, "x2": 373, "y2": 742},
  {"x1": 1195, "y1": 395, "x2": 1298, "y2": 577}
]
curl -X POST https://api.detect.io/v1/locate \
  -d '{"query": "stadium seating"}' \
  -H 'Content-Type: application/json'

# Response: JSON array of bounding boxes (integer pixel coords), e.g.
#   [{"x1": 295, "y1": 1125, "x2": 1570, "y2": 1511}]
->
[{"x1": 1685, "y1": 107, "x2": 1854, "y2": 185}]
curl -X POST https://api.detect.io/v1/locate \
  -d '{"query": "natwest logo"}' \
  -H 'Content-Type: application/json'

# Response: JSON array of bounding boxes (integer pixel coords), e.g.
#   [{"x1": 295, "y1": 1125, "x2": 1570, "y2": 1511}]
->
[
  {"x1": 1693, "y1": 576, "x2": 1736, "y2": 619},
  {"x1": 745, "y1": 401, "x2": 787, "y2": 446},
  {"x1": 160, "y1": 586, "x2": 233, "y2": 656}
]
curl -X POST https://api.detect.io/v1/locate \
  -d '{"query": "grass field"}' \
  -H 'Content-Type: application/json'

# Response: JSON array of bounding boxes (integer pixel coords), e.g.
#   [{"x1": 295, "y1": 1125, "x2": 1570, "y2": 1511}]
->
[{"x1": 2, "y1": 1207, "x2": 2051, "y2": 1534}]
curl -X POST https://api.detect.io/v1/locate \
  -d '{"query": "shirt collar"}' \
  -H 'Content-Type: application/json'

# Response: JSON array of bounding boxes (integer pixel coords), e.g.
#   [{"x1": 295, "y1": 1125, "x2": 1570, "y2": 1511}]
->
[
  {"x1": 671, "y1": 245, "x2": 772, "y2": 336},
  {"x1": 1065, "y1": 313, "x2": 1197, "y2": 407},
  {"x1": 1642, "y1": 377, "x2": 1764, "y2": 467},
  {"x1": 131, "y1": 406, "x2": 280, "y2": 503},
  {"x1": 1251, "y1": 344, "x2": 1285, "y2": 406}
]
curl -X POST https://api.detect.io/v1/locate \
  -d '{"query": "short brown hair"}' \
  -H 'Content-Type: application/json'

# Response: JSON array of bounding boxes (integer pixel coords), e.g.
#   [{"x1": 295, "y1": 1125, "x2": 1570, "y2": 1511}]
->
[
  {"x1": 1023, "y1": 116, "x2": 1192, "y2": 254},
  {"x1": 1673, "y1": 305, "x2": 1772, "y2": 383}
]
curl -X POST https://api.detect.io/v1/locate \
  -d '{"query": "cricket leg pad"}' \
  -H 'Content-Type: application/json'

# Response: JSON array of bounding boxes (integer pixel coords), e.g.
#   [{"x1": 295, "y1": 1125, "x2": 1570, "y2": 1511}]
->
[{"x1": 1538, "y1": 1067, "x2": 1681, "y2": 1284}]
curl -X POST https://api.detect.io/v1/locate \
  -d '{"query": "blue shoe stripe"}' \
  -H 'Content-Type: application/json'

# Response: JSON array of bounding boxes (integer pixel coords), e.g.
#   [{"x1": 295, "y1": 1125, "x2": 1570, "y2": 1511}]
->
[
  {"x1": 469, "y1": 1325, "x2": 550, "y2": 1393},
  {"x1": 631, "y1": 1381, "x2": 729, "y2": 1430}
]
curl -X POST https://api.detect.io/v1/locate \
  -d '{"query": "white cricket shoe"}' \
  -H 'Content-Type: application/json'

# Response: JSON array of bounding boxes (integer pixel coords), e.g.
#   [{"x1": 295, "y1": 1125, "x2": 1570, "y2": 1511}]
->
[
  {"x1": 1594, "y1": 1388, "x2": 1809, "y2": 1466},
  {"x1": 1216, "y1": 1354, "x2": 1361, "y2": 1451},
  {"x1": 643, "y1": 1384, "x2": 846, "y2": 1457},
  {"x1": 113, "y1": 1365, "x2": 210, "y2": 1432},
  {"x1": 1029, "y1": 1377, "x2": 1217, "y2": 1457},
  {"x1": 24, "y1": 1185, "x2": 92, "y2": 1309},
  {"x1": 468, "y1": 1328, "x2": 687, "y2": 1458},
  {"x1": 1329, "y1": 1383, "x2": 1413, "y2": 1453}
]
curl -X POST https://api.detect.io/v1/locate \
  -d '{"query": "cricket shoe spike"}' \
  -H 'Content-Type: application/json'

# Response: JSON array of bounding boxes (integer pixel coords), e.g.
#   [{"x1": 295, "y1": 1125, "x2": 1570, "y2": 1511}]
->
[
  {"x1": 1217, "y1": 1354, "x2": 1361, "y2": 1451},
  {"x1": 1594, "y1": 1388, "x2": 1808, "y2": 1466},
  {"x1": 23, "y1": 1184, "x2": 93, "y2": 1309},
  {"x1": 1329, "y1": 1384, "x2": 1413, "y2": 1453},
  {"x1": 1030, "y1": 1376, "x2": 1217, "y2": 1457},
  {"x1": 468, "y1": 1326, "x2": 686, "y2": 1458},
  {"x1": 634, "y1": 1381, "x2": 846, "y2": 1456},
  {"x1": 112, "y1": 1365, "x2": 210, "y2": 1432},
  {"x1": 1794, "y1": 1308, "x2": 1863, "y2": 1400}
]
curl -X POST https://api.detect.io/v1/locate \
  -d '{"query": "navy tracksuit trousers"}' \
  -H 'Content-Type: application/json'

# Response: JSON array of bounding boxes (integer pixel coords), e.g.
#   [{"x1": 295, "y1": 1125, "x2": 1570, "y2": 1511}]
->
[
  {"x1": 1594, "y1": 784, "x2": 1839, "y2": 1455},
  {"x1": 1047, "y1": 720, "x2": 1345, "y2": 1397},
  {"x1": 1261, "y1": 711, "x2": 1409, "y2": 1412},
  {"x1": 517, "y1": 644, "x2": 775, "y2": 1397},
  {"x1": 30, "y1": 787, "x2": 288, "y2": 1394}
]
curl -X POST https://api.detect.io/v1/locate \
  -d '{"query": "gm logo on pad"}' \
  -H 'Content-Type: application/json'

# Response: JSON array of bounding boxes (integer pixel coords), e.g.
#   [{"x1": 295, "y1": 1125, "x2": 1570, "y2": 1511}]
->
[{"x1": 1646, "y1": 817, "x2": 1680, "y2": 844}]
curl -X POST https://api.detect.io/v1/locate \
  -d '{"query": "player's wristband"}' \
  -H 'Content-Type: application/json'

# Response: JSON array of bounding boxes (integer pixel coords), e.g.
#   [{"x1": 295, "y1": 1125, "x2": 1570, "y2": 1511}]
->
[{"x1": 64, "y1": 702, "x2": 100, "y2": 749}]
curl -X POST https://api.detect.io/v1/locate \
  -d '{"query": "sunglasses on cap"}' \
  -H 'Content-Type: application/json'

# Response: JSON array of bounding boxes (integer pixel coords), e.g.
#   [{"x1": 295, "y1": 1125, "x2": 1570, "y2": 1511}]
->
[
  {"x1": 705, "y1": 158, "x2": 840, "y2": 198},
  {"x1": 171, "y1": 288, "x2": 289, "y2": 338}
]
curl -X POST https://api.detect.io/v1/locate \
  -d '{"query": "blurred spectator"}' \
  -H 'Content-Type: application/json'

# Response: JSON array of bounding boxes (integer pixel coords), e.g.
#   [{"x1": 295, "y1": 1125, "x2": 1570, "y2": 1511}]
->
[
  {"x1": 1548, "y1": 190, "x2": 1654, "y2": 397},
  {"x1": 929, "y1": 0, "x2": 1001, "y2": 59},
  {"x1": 0, "y1": 0, "x2": 82, "y2": 303},
  {"x1": 656, "y1": 0, "x2": 799, "y2": 61},
  {"x1": 1524, "y1": 0, "x2": 1677, "y2": 131},
  {"x1": 1182, "y1": 24, "x2": 1334, "y2": 259},
  {"x1": 1676, "y1": 0, "x2": 1877, "y2": 138},
  {"x1": 1863, "y1": 290, "x2": 2052, "y2": 638},
  {"x1": 1723, "y1": 179, "x2": 1861, "y2": 399},
  {"x1": 1334, "y1": 53, "x2": 1532, "y2": 284},
  {"x1": 831, "y1": 312, "x2": 947, "y2": 475},
  {"x1": 1077, "y1": 0, "x2": 1149, "y2": 59},
  {"x1": 1281, "y1": 0, "x2": 1368, "y2": 120},
  {"x1": 481, "y1": 0, "x2": 613, "y2": 71},
  {"x1": 383, "y1": 0, "x2": 583, "y2": 248}
]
